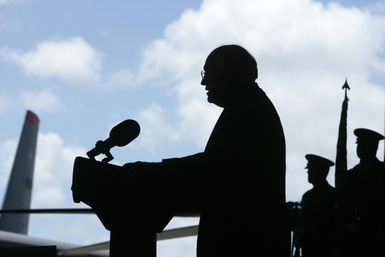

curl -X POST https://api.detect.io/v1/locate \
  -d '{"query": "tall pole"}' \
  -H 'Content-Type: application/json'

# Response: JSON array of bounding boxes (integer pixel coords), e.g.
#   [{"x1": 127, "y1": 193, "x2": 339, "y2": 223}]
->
[{"x1": 335, "y1": 79, "x2": 350, "y2": 189}]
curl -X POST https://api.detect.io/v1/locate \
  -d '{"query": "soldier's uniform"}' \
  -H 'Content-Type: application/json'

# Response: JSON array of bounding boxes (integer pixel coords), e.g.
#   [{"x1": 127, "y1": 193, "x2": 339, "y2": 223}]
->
[
  {"x1": 300, "y1": 154, "x2": 336, "y2": 257},
  {"x1": 337, "y1": 128, "x2": 385, "y2": 257}
]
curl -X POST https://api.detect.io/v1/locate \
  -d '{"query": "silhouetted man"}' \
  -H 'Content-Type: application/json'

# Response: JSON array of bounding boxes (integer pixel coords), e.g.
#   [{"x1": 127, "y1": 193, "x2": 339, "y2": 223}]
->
[
  {"x1": 121, "y1": 45, "x2": 289, "y2": 257},
  {"x1": 299, "y1": 154, "x2": 336, "y2": 257},
  {"x1": 337, "y1": 128, "x2": 385, "y2": 257}
]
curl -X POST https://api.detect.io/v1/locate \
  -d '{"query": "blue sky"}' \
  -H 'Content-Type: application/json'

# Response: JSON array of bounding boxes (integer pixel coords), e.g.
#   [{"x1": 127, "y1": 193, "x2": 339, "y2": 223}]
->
[{"x1": 0, "y1": 0, "x2": 384, "y2": 256}]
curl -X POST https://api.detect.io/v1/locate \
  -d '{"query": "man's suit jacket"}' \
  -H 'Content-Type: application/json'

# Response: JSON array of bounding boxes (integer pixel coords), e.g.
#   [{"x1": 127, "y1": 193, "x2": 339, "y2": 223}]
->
[{"x1": 158, "y1": 85, "x2": 288, "y2": 257}]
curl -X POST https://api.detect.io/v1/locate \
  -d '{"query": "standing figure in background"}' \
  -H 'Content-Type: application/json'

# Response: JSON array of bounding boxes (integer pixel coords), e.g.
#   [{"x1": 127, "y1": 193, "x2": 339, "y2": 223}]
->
[
  {"x1": 337, "y1": 128, "x2": 385, "y2": 257},
  {"x1": 300, "y1": 154, "x2": 336, "y2": 257}
]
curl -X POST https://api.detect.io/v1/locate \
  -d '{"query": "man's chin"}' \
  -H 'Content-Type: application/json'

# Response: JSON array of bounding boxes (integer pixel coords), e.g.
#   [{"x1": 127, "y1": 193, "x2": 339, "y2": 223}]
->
[
  {"x1": 207, "y1": 95, "x2": 225, "y2": 107},
  {"x1": 207, "y1": 94, "x2": 216, "y2": 104}
]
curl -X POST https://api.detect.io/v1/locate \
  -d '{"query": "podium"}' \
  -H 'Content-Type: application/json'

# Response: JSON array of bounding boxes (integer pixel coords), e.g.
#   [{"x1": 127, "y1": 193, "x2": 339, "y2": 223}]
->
[{"x1": 71, "y1": 157, "x2": 173, "y2": 257}]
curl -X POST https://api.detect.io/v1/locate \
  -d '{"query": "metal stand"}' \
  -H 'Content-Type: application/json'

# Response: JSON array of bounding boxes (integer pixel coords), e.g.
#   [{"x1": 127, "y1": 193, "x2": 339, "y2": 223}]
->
[
  {"x1": 110, "y1": 229, "x2": 156, "y2": 257},
  {"x1": 72, "y1": 157, "x2": 172, "y2": 257}
]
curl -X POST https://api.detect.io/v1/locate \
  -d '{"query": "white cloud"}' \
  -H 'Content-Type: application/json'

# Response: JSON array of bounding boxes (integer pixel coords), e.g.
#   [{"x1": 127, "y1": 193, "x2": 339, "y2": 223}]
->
[
  {"x1": 135, "y1": 103, "x2": 181, "y2": 154},
  {"x1": 1, "y1": 37, "x2": 102, "y2": 85},
  {"x1": 32, "y1": 132, "x2": 86, "y2": 208},
  {"x1": 0, "y1": 89, "x2": 63, "y2": 113},
  {"x1": 0, "y1": 37, "x2": 142, "y2": 90},
  {"x1": 0, "y1": 131, "x2": 84, "y2": 208},
  {"x1": 20, "y1": 89, "x2": 64, "y2": 112},
  {"x1": 138, "y1": 0, "x2": 385, "y2": 201}
]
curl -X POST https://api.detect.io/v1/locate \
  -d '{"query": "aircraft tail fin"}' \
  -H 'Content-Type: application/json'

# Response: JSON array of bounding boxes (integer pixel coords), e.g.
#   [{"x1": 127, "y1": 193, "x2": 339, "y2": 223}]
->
[{"x1": 0, "y1": 110, "x2": 39, "y2": 234}]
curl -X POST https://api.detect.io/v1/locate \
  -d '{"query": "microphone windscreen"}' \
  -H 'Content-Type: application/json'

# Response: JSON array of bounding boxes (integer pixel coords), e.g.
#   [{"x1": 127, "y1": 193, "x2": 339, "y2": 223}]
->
[{"x1": 109, "y1": 119, "x2": 140, "y2": 147}]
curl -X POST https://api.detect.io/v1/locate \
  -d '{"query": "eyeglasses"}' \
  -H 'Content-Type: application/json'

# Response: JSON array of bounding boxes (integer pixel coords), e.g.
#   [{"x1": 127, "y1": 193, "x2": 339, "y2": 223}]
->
[{"x1": 201, "y1": 70, "x2": 221, "y2": 79}]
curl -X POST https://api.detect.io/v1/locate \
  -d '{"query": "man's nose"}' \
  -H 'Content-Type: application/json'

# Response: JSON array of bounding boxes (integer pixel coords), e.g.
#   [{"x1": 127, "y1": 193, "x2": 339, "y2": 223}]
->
[{"x1": 200, "y1": 76, "x2": 206, "y2": 85}]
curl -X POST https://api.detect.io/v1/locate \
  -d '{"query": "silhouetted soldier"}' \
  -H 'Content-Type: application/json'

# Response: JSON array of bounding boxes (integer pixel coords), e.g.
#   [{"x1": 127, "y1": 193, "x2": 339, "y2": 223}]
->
[
  {"x1": 299, "y1": 154, "x2": 336, "y2": 257},
  {"x1": 119, "y1": 45, "x2": 289, "y2": 257},
  {"x1": 337, "y1": 128, "x2": 385, "y2": 257}
]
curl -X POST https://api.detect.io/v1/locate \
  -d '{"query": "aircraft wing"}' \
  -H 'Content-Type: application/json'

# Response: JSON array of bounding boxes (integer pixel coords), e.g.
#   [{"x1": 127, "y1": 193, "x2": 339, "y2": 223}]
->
[
  {"x1": 0, "y1": 208, "x2": 199, "y2": 256},
  {"x1": 56, "y1": 225, "x2": 198, "y2": 256},
  {"x1": 0, "y1": 230, "x2": 108, "y2": 256}
]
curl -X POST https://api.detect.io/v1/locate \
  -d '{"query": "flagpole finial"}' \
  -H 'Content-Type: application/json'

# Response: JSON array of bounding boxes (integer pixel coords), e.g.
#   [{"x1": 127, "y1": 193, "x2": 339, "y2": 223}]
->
[
  {"x1": 342, "y1": 78, "x2": 350, "y2": 100},
  {"x1": 342, "y1": 78, "x2": 350, "y2": 90}
]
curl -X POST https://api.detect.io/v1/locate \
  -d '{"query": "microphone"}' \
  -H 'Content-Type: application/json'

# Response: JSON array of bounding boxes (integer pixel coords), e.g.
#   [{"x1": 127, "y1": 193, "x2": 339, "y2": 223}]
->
[{"x1": 86, "y1": 119, "x2": 140, "y2": 162}]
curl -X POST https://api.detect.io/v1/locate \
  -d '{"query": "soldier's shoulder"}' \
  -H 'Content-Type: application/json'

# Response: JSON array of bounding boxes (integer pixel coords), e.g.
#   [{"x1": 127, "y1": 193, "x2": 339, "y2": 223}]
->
[
  {"x1": 347, "y1": 164, "x2": 361, "y2": 175},
  {"x1": 342, "y1": 167, "x2": 361, "y2": 187},
  {"x1": 349, "y1": 163, "x2": 360, "y2": 171},
  {"x1": 374, "y1": 159, "x2": 385, "y2": 174},
  {"x1": 375, "y1": 159, "x2": 384, "y2": 167},
  {"x1": 326, "y1": 183, "x2": 336, "y2": 193},
  {"x1": 301, "y1": 189, "x2": 315, "y2": 201}
]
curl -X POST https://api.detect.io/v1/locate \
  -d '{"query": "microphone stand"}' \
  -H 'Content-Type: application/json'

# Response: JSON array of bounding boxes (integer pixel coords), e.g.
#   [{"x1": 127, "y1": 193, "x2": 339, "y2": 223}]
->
[
  {"x1": 110, "y1": 227, "x2": 156, "y2": 257},
  {"x1": 87, "y1": 140, "x2": 114, "y2": 163}
]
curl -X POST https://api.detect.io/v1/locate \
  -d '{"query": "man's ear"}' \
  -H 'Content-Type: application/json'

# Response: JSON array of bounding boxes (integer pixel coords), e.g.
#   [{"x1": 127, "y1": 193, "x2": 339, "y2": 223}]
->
[{"x1": 222, "y1": 75, "x2": 232, "y2": 90}]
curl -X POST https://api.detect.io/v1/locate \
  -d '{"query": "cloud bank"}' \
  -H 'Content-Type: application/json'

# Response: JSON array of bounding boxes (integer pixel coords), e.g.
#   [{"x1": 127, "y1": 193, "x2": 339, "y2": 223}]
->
[{"x1": 138, "y1": 0, "x2": 385, "y2": 200}]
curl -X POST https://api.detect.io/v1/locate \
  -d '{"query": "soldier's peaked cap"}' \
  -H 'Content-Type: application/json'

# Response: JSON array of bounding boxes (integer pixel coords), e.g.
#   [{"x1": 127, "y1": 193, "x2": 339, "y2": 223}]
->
[
  {"x1": 354, "y1": 128, "x2": 384, "y2": 142},
  {"x1": 305, "y1": 154, "x2": 334, "y2": 168}
]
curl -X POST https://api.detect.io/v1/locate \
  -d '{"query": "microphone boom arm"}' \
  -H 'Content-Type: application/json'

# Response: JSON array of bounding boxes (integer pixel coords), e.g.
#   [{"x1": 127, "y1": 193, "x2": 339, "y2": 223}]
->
[{"x1": 87, "y1": 140, "x2": 114, "y2": 163}]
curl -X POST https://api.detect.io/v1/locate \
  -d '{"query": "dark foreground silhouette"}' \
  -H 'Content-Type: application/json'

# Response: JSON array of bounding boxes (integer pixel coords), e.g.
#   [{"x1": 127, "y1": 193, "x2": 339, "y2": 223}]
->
[
  {"x1": 291, "y1": 128, "x2": 385, "y2": 257},
  {"x1": 72, "y1": 45, "x2": 289, "y2": 257},
  {"x1": 296, "y1": 154, "x2": 336, "y2": 257},
  {"x1": 336, "y1": 128, "x2": 385, "y2": 257}
]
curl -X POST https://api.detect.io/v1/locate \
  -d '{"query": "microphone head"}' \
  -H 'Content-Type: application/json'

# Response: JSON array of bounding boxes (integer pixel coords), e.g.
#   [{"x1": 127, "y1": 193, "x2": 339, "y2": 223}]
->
[{"x1": 109, "y1": 119, "x2": 140, "y2": 147}]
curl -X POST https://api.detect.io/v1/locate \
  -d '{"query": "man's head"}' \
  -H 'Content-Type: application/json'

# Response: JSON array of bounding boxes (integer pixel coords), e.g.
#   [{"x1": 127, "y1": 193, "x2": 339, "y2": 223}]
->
[
  {"x1": 354, "y1": 128, "x2": 384, "y2": 161},
  {"x1": 201, "y1": 45, "x2": 258, "y2": 107},
  {"x1": 305, "y1": 154, "x2": 334, "y2": 185}
]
